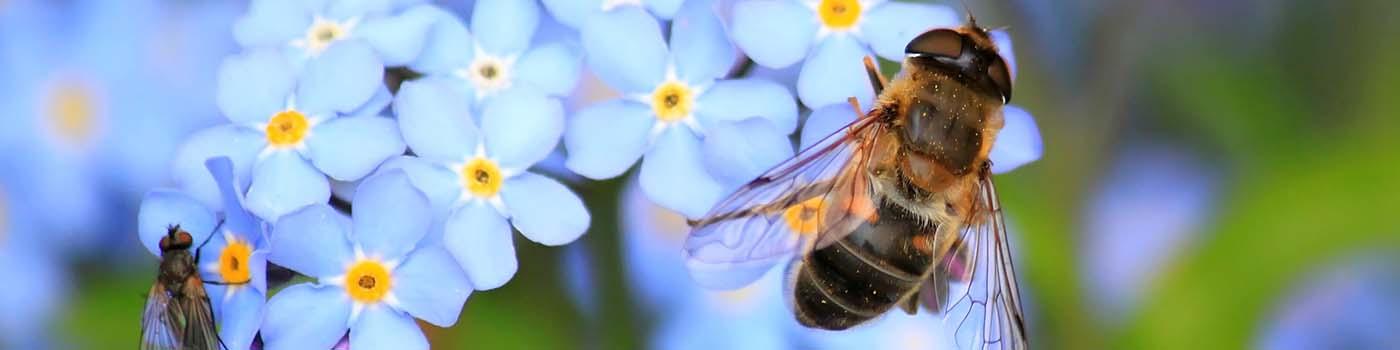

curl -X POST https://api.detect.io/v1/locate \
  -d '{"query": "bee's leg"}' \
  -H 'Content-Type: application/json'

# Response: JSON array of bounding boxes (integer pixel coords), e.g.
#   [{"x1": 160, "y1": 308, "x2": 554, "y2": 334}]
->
[
  {"x1": 194, "y1": 218, "x2": 224, "y2": 263},
  {"x1": 863, "y1": 56, "x2": 886, "y2": 95}
]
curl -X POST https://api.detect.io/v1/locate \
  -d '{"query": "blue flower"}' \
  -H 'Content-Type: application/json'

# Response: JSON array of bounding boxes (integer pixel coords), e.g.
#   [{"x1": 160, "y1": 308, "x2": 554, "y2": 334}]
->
[
  {"x1": 795, "y1": 312, "x2": 955, "y2": 350},
  {"x1": 543, "y1": 0, "x2": 685, "y2": 29},
  {"x1": 262, "y1": 171, "x2": 471, "y2": 350},
  {"x1": 618, "y1": 179, "x2": 795, "y2": 349},
  {"x1": 1082, "y1": 144, "x2": 1214, "y2": 319},
  {"x1": 730, "y1": 0, "x2": 959, "y2": 108},
  {"x1": 137, "y1": 157, "x2": 271, "y2": 350},
  {"x1": 173, "y1": 46, "x2": 405, "y2": 222},
  {"x1": 408, "y1": 0, "x2": 581, "y2": 109},
  {"x1": 1257, "y1": 255, "x2": 1400, "y2": 349},
  {"x1": 234, "y1": 0, "x2": 440, "y2": 67},
  {"x1": 0, "y1": 177, "x2": 68, "y2": 350},
  {"x1": 387, "y1": 77, "x2": 589, "y2": 290},
  {"x1": 565, "y1": 2, "x2": 799, "y2": 218}
]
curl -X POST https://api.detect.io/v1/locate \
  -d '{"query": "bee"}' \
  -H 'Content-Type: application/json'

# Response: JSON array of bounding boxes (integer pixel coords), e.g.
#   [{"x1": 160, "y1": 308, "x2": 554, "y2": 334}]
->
[
  {"x1": 685, "y1": 18, "x2": 1028, "y2": 349},
  {"x1": 141, "y1": 224, "x2": 222, "y2": 350}
]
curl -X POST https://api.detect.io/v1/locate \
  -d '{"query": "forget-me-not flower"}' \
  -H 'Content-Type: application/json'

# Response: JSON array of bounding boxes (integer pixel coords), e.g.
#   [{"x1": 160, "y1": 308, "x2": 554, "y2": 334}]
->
[
  {"x1": 409, "y1": 0, "x2": 581, "y2": 108},
  {"x1": 388, "y1": 77, "x2": 589, "y2": 290},
  {"x1": 565, "y1": 1, "x2": 799, "y2": 218},
  {"x1": 173, "y1": 46, "x2": 405, "y2": 222},
  {"x1": 730, "y1": 0, "x2": 959, "y2": 108},
  {"x1": 234, "y1": 0, "x2": 440, "y2": 67},
  {"x1": 137, "y1": 156, "x2": 270, "y2": 350},
  {"x1": 0, "y1": 177, "x2": 68, "y2": 350},
  {"x1": 262, "y1": 171, "x2": 471, "y2": 350},
  {"x1": 1257, "y1": 254, "x2": 1400, "y2": 349},
  {"x1": 542, "y1": 0, "x2": 685, "y2": 29}
]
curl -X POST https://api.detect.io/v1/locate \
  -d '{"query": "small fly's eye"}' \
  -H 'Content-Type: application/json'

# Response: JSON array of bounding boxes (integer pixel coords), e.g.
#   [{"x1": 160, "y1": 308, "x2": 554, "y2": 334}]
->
[{"x1": 905, "y1": 29, "x2": 964, "y2": 58}]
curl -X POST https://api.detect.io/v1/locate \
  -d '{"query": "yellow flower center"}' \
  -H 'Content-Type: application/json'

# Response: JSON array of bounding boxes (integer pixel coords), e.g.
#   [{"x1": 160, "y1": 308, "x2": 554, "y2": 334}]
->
[
  {"x1": 461, "y1": 158, "x2": 503, "y2": 198},
  {"x1": 650, "y1": 81, "x2": 693, "y2": 122},
  {"x1": 303, "y1": 18, "x2": 348, "y2": 54},
  {"x1": 818, "y1": 0, "x2": 862, "y2": 29},
  {"x1": 218, "y1": 239, "x2": 253, "y2": 284},
  {"x1": 344, "y1": 260, "x2": 392, "y2": 303},
  {"x1": 265, "y1": 110, "x2": 309, "y2": 147},
  {"x1": 45, "y1": 79, "x2": 98, "y2": 148},
  {"x1": 782, "y1": 197, "x2": 828, "y2": 237}
]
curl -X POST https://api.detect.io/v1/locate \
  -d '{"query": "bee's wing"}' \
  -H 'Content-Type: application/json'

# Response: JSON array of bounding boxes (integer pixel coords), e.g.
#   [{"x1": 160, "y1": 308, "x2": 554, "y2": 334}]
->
[
  {"x1": 140, "y1": 284, "x2": 181, "y2": 350},
  {"x1": 179, "y1": 276, "x2": 223, "y2": 350},
  {"x1": 685, "y1": 115, "x2": 886, "y2": 289},
  {"x1": 926, "y1": 173, "x2": 1030, "y2": 349}
]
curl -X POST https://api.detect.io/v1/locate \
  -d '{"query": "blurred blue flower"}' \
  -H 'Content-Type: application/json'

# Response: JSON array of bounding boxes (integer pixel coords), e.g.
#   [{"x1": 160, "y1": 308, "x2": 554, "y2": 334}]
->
[
  {"x1": 262, "y1": 171, "x2": 471, "y2": 350},
  {"x1": 619, "y1": 178, "x2": 795, "y2": 349},
  {"x1": 543, "y1": 0, "x2": 685, "y2": 29},
  {"x1": 730, "y1": 0, "x2": 958, "y2": 108},
  {"x1": 234, "y1": 0, "x2": 439, "y2": 67},
  {"x1": 795, "y1": 312, "x2": 954, "y2": 350},
  {"x1": 1257, "y1": 254, "x2": 1400, "y2": 349},
  {"x1": 800, "y1": 102, "x2": 1043, "y2": 173},
  {"x1": 565, "y1": 2, "x2": 798, "y2": 218},
  {"x1": 1081, "y1": 144, "x2": 1214, "y2": 319},
  {"x1": 137, "y1": 157, "x2": 270, "y2": 350},
  {"x1": 387, "y1": 78, "x2": 589, "y2": 290},
  {"x1": 0, "y1": 178, "x2": 68, "y2": 350},
  {"x1": 173, "y1": 46, "x2": 405, "y2": 222},
  {"x1": 408, "y1": 0, "x2": 581, "y2": 108}
]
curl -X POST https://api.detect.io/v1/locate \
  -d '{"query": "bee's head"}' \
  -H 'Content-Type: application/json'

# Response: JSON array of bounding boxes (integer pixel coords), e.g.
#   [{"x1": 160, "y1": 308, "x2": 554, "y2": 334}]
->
[
  {"x1": 158, "y1": 224, "x2": 193, "y2": 253},
  {"x1": 904, "y1": 25, "x2": 1013, "y2": 103}
]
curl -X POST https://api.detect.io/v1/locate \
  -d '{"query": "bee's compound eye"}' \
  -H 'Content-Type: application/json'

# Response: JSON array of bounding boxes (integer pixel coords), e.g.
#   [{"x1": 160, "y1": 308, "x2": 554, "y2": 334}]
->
[
  {"x1": 987, "y1": 58, "x2": 1012, "y2": 102},
  {"x1": 905, "y1": 29, "x2": 964, "y2": 58}
]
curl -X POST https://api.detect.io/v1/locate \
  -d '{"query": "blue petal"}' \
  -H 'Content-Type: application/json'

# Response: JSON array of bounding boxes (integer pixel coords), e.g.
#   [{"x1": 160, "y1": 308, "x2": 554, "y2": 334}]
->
[
  {"x1": 349, "y1": 306, "x2": 427, "y2": 350},
  {"x1": 645, "y1": 0, "x2": 684, "y2": 19},
  {"x1": 797, "y1": 35, "x2": 875, "y2": 109},
  {"x1": 540, "y1": 0, "x2": 599, "y2": 28},
  {"x1": 246, "y1": 152, "x2": 331, "y2": 222},
  {"x1": 859, "y1": 2, "x2": 959, "y2": 61},
  {"x1": 694, "y1": 78, "x2": 799, "y2": 134},
  {"x1": 233, "y1": 0, "x2": 312, "y2": 48},
  {"x1": 444, "y1": 203, "x2": 517, "y2": 290},
  {"x1": 297, "y1": 41, "x2": 384, "y2": 115},
  {"x1": 701, "y1": 118, "x2": 794, "y2": 186},
  {"x1": 357, "y1": 4, "x2": 440, "y2": 66},
  {"x1": 306, "y1": 116, "x2": 405, "y2": 181},
  {"x1": 324, "y1": 0, "x2": 393, "y2": 21},
  {"x1": 800, "y1": 103, "x2": 859, "y2": 149},
  {"x1": 260, "y1": 284, "x2": 352, "y2": 350},
  {"x1": 393, "y1": 78, "x2": 478, "y2": 162},
  {"x1": 730, "y1": 0, "x2": 816, "y2": 68},
  {"x1": 408, "y1": 7, "x2": 473, "y2": 75},
  {"x1": 346, "y1": 84, "x2": 393, "y2": 118},
  {"x1": 172, "y1": 125, "x2": 265, "y2": 211},
  {"x1": 472, "y1": 0, "x2": 539, "y2": 56},
  {"x1": 217, "y1": 48, "x2": 296, "y2": 124},
  {"x1": 218, "y1": 287, "x2": 265, "y2": 350},
  {"x1": 249, "y1": 250, "x2": 271, "y2": 293},
  {"x1": 989, "y1": 105, "x2": 1042, "y2": 174},
  {"x1": 205, "y1": 157, "x2": 263, "y2": 247},
  {"x1": 351, "y1": 171, "x2": 430, "y2": 260},
  {"x1": 378, "y1": 156, "x2": 462, "y2": 222},
  {"x1": 563, "y1": 100, "x2": 655, "y2": 179},
  {"x1": 990, "y1": 29, "x2": 1018, "y2": 82},
  {"x1": 670, "y1": 0, "x2": 735, "y2": 84},
  {"x1": 482, "y1": 90, "x2": 563, "y2": 170},
  {"x1": 138, "y1": 190, "x2": 216, "y2": 257},
  {"x1": 501, "y1": 172, "x2": 589, "y2": 245},
  {"x1": 270, "y1": 204, "x2": 355, "y2": 278},
  {"x1": 515, "y1": 43, "x2": 582, "y2": 97},
  {"x1": 581, "y1": 6, "x2": 667, "y2": 94},
  {"x1": 390, "y1": 246, "x2": 471, "y2": 327},
  {"x1": 640, "y1": 127, "x2": 726, "y2": 219}
]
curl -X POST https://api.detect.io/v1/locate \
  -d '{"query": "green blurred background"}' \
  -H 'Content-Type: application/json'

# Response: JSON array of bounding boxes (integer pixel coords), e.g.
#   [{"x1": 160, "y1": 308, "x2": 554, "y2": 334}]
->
[{"x1": 11, "y1": 0, "x2": 1400, "y2": 349}]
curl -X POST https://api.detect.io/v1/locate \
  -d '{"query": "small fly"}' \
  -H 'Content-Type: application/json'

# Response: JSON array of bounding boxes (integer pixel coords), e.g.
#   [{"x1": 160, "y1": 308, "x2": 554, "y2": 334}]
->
[{"x1": 140, "y1": 224, "x2": 222, "y2": 350}]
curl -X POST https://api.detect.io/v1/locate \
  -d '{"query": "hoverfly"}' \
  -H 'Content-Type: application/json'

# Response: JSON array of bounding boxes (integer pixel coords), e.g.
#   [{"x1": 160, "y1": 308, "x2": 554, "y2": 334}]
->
[
  {"x1": 141, "y1": 224, "x2": 222, "y2": 350},
  {"x1": 685, "y1": 18, "x2": 1029, "y2": 349}
]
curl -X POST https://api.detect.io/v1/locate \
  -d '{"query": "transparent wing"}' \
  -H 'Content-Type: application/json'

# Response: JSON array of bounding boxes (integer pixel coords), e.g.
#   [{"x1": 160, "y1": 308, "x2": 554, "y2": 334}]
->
[
  {"x1": 140, "y1": 284, "x2": 181, "y2": 350},
  {"x1": 179, "y1": 276, "x2": 223, "y2": 350},
  {"x1": 928, "y1": 173, "x2": 1030, "y2": 349},
  {"x1": 685, "y1": 115, "x2": 886, "y2": 290}
]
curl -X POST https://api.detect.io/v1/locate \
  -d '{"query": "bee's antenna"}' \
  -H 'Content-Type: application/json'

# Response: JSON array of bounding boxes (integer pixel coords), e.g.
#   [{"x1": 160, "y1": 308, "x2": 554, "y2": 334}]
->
[{"x1": 960, "y1": 0, "x2": 977, "y2": 26}]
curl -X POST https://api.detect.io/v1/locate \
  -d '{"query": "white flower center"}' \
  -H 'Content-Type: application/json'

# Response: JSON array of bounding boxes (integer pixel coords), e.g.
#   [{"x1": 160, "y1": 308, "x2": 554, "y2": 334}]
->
[
  {"x1": 602, "y1": 0, "x2": 643, "y2": 11},
  {"x1": 459, "y1": 55, "x2": 514, "y2": 100},
  {"x1": 298, "y1": 16, "x2": 357, "y2": 56}
]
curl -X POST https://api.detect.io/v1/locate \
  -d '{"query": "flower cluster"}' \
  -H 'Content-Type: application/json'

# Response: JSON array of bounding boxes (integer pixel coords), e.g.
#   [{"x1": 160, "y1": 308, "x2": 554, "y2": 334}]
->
[{"x1": 131, "y1": 0, "x2": 1044, "y2": 348}]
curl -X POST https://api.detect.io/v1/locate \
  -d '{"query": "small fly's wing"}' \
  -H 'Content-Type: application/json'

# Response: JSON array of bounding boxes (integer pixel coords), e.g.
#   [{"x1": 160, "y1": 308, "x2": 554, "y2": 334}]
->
[
  {"x1": 140, "y1": 284, "x2": 181, "y2": 350},
  {"x1": 685, "y1": 113, "x2": 885, "y2": 290},
  {"x1": 926, "y1": 173, "x2": 1029, "y2": 349},
  {"x1": 179, "y1": 275, "x2": 222, "y2": 350}
]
